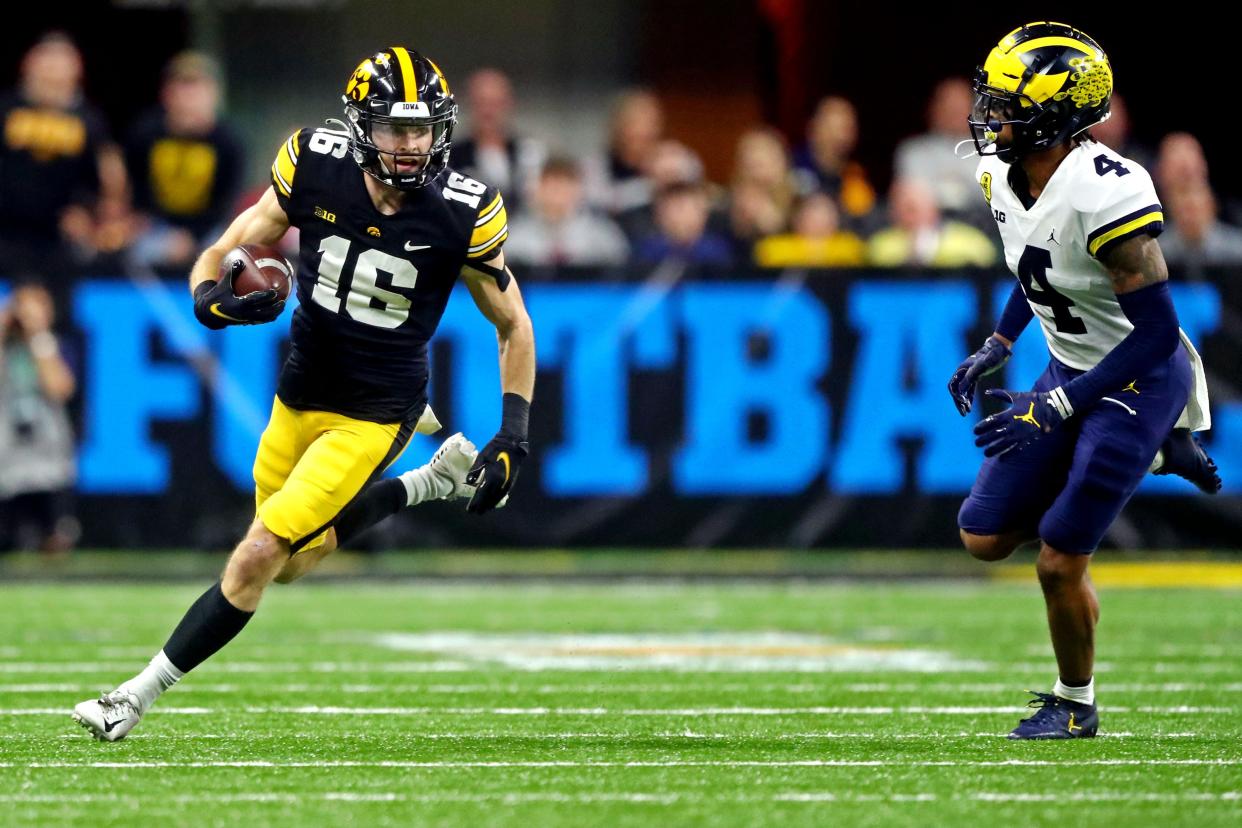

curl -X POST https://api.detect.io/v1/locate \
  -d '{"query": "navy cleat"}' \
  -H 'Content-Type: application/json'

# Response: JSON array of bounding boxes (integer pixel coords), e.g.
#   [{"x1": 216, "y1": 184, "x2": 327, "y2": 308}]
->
[
  {"x1": 1152, "y1": 428, "x2": 1221, "y2": 494},
  {"x1": 1008, "y1": 691, "x2": 1098, "y2": 740}
]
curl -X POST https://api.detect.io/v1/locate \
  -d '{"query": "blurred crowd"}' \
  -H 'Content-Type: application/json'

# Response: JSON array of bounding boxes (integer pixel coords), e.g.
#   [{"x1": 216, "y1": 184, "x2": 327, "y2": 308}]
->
[
  {"x1": 6, "y1": 31, "x2": 1242, "y2": 289},
  {"x1": 2, "y1": 32, "x2": 1242, "y2": 553}
]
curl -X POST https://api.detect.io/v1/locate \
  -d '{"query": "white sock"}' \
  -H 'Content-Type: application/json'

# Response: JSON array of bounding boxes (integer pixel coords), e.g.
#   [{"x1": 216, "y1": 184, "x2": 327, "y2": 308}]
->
[
  {"x1": 1053, "y1": 676, "x2": 1094, "y2": 705},
  {"x1": 399, "y1": 463, "x2": 451, "y2": 506},
  {"x1": 117, "y1": 650, "x2": 185, "y2": 713}
]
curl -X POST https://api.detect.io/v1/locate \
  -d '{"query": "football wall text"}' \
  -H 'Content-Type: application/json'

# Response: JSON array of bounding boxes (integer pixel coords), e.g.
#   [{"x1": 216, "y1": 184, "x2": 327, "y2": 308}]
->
[{"x1": 40, "y1": 269, "x2": 1242, "y2": 547}]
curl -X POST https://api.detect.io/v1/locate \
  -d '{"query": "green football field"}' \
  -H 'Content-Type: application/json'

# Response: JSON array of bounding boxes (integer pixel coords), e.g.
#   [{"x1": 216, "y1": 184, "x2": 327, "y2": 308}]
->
[{"x1": 1, "y1": 563, "x2": 1239, "y2": 827}]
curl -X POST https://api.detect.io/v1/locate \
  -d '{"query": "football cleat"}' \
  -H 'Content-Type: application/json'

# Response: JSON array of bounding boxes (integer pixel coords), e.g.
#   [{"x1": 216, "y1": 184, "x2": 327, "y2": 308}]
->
[
  {"x1": 72, "y1": 690, "x2": 144, "y2": 742},
  {"x1": 1152, "y1": 428, "x2": 1221, "y2": 494},
  {"x1": 403, "y1": 432, "x2": 478, "y2": 501},
  {"x1": 1008, "y1": 690, "x2": 1098, "y2": 740}
]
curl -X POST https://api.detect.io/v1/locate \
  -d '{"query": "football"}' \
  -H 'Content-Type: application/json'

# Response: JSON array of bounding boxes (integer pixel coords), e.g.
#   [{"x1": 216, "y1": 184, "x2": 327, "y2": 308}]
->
[{"x1": 221, "y1": 243, "x2": 293, "y2": 299}]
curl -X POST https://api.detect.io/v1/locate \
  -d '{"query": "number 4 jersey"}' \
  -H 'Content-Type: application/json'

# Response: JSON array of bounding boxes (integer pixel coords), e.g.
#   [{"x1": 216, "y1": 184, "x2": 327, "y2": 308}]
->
[
  {"x1": 268, "y1": 126, "x2": 509, "y2": 424},
  {"x1": 978, "y1": 140, "x2": 1210, "y2": 430}
]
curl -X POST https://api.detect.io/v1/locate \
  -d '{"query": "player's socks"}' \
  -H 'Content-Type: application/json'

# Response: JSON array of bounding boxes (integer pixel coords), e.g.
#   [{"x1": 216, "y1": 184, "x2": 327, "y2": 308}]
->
[
  {"x1": 1053, "y1": 676, "x2": 1095, "y2": 706},
  {"x1": 333, "y1": 433, "x2": 478, "y2": 547},
  {"x1": 161, "y1": 581, "x2": 254, "y2": 677},
  {"x1": 334, "y1": 478, "x2": 408, "y2": 547},
  {"x1": 116, "y1": 650, "x2": 184, "y2": 713}
]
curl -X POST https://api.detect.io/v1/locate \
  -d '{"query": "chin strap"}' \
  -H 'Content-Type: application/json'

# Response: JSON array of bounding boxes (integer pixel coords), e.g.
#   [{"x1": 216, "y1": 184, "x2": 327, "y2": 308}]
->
[{"x1": 954, "y1": 138, "x2": 980, "y2": 159}]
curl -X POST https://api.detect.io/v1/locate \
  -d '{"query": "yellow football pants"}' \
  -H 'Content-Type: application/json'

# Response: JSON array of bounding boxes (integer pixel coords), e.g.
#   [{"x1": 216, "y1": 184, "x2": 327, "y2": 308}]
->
[{"x1": 253, "y1": 397, "x2": 413, "y2": 553}]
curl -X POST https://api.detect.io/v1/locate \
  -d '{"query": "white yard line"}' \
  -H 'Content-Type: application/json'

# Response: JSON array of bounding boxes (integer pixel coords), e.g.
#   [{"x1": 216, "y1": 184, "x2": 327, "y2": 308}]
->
[
  {"x1": 0, "y1": 791, "x2": 1237, "y2": 805},
  {"x1": 0, "y1": 730, "x2": 1198, "y2": 741},
  {"x1": 4, "y1": 759, "x2": 1240, "y2": 769},
  {"x1": 3, "y1": 704, "x2": 1234, "y2": 715},
  {"x1": 5, "y1": 681, "x2": 1242, "y2": 694}
]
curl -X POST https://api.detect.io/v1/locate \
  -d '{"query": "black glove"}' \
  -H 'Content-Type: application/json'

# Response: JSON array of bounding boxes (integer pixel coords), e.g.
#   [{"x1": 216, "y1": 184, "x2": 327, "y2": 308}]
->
[
  {"x1": 193, "y1": 259, "x2": 285, "y2": 330},
  {"x1": 466, "y1": 432, "x2": 528, "y2": 514},
  {"x1": 948, "y1": 336, "x2": 1011, "y2": 415}
]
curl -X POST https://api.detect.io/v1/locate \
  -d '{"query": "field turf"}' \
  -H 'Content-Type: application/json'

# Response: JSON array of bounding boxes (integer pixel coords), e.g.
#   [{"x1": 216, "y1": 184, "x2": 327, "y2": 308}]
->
[{"x1": 0, "y1": 568, "x2": 1238, "y2": 826}]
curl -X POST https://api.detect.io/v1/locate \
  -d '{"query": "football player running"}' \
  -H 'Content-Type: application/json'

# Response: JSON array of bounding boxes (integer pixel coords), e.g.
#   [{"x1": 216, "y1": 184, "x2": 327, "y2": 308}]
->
[
  {"x1": 948, "y1": 23, "x2": 1219, "y2": 739},
  {"x1": 72, "y1": 48, "x2": 535, "y2": 740}
]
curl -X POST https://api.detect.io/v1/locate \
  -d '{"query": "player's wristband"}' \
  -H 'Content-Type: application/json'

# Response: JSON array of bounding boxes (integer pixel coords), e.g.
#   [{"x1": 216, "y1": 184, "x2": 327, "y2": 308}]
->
[{"x1": 500, "y1": 393, "x2": 530, "y2": 441}]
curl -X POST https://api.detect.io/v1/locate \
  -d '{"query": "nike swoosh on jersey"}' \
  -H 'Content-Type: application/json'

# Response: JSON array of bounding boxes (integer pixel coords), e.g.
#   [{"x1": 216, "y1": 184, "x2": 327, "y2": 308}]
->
[
  {"x1": 404, "y1": 242, "x2": 431, "y2": 251},
  {"x1": 209, "y1": 303, "x2": 246, "y2": 322}
]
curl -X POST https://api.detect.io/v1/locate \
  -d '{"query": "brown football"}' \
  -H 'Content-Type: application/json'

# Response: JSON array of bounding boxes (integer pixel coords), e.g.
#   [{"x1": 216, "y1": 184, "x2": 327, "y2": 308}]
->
[{"x1": 221, "y1": 243, "x2": 293, "y2": 299}]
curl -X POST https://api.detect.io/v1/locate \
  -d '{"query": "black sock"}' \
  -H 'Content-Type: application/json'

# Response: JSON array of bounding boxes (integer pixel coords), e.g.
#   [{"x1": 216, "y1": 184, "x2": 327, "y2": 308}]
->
[
  {"x1": 162, "y1": 581, "x2": 254, "y2": 673},
  {"x1": 333, "y1": 478, "x2": 407, "y2": 548},
  {"x1": 1059, "y1": 677, "x2": 1091, "y2": 688}
]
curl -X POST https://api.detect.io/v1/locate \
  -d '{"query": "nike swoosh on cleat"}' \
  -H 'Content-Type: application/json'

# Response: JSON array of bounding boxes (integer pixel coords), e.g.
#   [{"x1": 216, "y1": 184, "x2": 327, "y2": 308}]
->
[
  {"x1": 209, "y1": 303, "x2": 246, "y2": 322},
  {"x1": 102, "y1": 717, "x2": 124, "y2": 733}
]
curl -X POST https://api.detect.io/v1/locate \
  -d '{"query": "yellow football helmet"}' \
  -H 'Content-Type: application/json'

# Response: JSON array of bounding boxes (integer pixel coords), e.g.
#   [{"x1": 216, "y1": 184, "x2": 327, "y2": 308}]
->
[{"x1": 969, "y1": 22, "x2": 1112, "y2": 163}]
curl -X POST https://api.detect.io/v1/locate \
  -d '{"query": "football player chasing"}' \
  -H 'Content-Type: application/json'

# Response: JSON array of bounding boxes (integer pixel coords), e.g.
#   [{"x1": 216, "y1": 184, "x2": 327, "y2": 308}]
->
[
  {"x1": 949, "y1": 23, "x2": 1220, "y2": 739},
  {"x1": 72, "y1": 48, "x2": 535, "y2": 740}
]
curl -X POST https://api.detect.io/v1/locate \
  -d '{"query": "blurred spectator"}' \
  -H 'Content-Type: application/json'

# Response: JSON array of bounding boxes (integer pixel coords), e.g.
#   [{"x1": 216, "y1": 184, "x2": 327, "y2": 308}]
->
[
  {"x1": 728, "y1": 180, "x2": 787, "y2": 259},
  {"x1": 0, "y1": 283, "x2": 77, "y2": 555},
  {"x1": 1155, "y1": 132, "x2": 1210, "y2": 202},
  {"x1": 615, "y1": 139, "x2": 705, "y2": 241},
  {"x1": 754, "y1": 192, "x2": 866, "y2": 268},
  {"x1": 0, "y1": 32, "x2": 128, "y2": 290},
  {"x1": 125, "y1": 52, "x2": 245, "y2": 270},
  {"x1": 584, "y1": 89, "x2": 665, "y2": 214},
  {"x1": 727, "y1": 127, "x2": 797, "y2": 253},
  {"x1": 867, "y1": 178, "x2": 996, "y2": 268},
  {"x1": 893, "y1": 78, "x2": 987, "y2": 224},
  {"x1": 451, "y1": 68, "x2": 545, "y2": 211},
  {"x1": 504, "y1": 155, "x2": 629, "y2": 267},
  {"x1": 793, "y1": 96, "x2": 876, "y2": 228},
  {"x1": 1160, "y1": 185, "x2": 1242, "y2": 275},
  {"x1": 1090, "y1": 93, "x2": 1152, "y2": 171},
  {"x1": 634, "y1": 181, "x2": 733, "y2": 266}
]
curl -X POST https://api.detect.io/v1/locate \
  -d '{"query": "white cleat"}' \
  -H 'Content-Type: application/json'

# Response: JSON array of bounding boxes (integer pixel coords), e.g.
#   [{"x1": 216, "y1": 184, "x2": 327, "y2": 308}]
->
[
  {"x1": 72, "y1": 690, "x2": 143, "y2": 742},
  {"x1": 421, "y1": 432, "x2": 478, "y2": 500}
]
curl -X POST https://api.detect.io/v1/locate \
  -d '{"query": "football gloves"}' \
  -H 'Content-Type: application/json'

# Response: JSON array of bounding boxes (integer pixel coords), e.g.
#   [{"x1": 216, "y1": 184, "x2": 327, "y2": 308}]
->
[
  {"x1": 948, "y1": 336, "x2": 1011, "y2": 415},
  {"x1": 193, "y1": 258, "x2": 285, "y2": 330},
  {"x1": 466, "y1": 432, "x2": 528, "y2": 514},
  {"x1": 973, "y1": 388, "x2": 1071, "y2": 458}
]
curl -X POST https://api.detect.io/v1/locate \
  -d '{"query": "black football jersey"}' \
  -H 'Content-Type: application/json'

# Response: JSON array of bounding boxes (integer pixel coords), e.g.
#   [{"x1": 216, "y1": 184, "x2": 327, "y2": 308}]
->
[{"x1": 269, "y1": 127, "x2": 509, "y2": 423}]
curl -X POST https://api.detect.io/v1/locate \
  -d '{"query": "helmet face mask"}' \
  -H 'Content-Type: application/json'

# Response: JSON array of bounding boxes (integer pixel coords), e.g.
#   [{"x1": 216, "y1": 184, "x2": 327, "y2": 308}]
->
[
  {"x1": 339, "y1": 47, "x2": 457, "y2": 190},
  {"x1": 968, "y1": 22, "x2": 1113, "y2": 165}
]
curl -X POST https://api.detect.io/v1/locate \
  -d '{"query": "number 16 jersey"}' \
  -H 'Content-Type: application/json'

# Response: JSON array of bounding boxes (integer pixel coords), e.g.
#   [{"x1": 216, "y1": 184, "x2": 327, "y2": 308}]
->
[
  {"x1": 977, "y1": 140, "x2": 1210, "y2": 430},
  {"x1": 268, "y1": 126, "x2": 509, "y2": 424}
]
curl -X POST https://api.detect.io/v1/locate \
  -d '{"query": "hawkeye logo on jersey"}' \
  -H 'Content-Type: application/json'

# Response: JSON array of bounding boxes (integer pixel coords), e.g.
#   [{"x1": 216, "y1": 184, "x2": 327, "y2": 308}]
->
[
  {"x1": 980, "y1": 172, "x2": 992, "y2": 204},
  {"x1": 315, "y1": 206, "x2": 337, "y2": 223},
  {"x1": 367, "y1": 226, "x2": 382, "y2": 237}
]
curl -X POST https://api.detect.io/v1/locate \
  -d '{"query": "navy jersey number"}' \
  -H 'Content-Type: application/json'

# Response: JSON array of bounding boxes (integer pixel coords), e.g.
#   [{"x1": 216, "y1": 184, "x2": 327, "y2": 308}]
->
[
  {"x1": 1016, "y1": 245, "x2": 1087, "y2": 335},
  {"x1": 1093, "y1": 154, "x2": 1130, "y2": 177}
]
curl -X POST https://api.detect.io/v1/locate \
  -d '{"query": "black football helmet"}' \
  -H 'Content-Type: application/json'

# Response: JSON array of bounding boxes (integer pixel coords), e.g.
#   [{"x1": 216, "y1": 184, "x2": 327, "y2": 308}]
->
[
  {"x1": 340, "y1": 46, "x2": 457, "y2": 189},
  {"x1": 969, "y1": 22, "x2": 1113, "y2": 164}
]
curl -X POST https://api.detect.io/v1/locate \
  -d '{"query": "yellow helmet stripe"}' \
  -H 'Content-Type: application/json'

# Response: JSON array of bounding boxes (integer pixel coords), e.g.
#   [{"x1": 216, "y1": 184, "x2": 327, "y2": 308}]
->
[
  {"x1": 426, "y1": 57, "x2": 450, "y2": 95},
  {"x1": 392, "y1": 47, "x2": 418, "y2": 103}
]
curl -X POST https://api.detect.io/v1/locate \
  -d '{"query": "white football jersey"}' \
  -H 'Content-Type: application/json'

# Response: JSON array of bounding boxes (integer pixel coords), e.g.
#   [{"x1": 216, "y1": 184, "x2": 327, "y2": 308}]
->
[{"x1": 977, "y1": 141, "x2": 1210, "y2": 430}]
